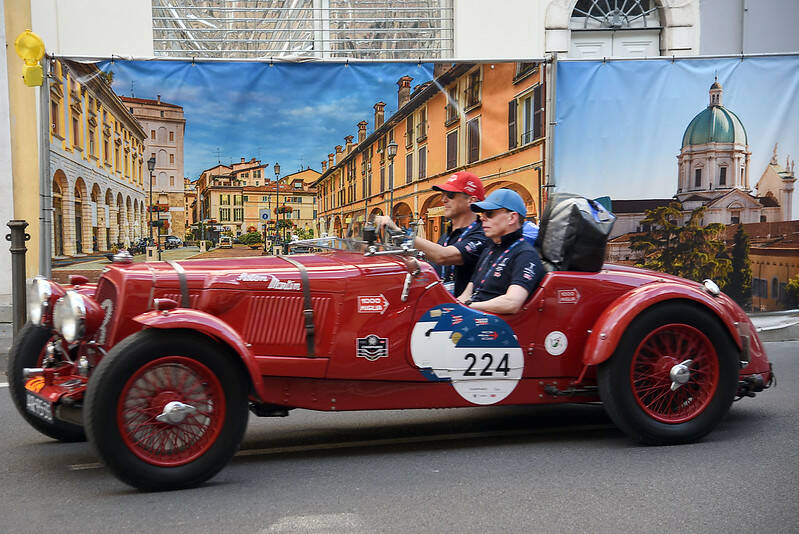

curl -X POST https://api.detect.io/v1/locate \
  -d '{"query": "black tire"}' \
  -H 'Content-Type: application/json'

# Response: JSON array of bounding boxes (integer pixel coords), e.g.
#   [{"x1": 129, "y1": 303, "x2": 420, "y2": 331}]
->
[
  {"x1": 85, "y1": 329, "x2": 249, "y2": 491},
  {"x1": 7, "y1": 323, "x2": 86, "y2": 442},
  {"x1": 597, "y1": 302, "x2": 739, "y2": 445}
]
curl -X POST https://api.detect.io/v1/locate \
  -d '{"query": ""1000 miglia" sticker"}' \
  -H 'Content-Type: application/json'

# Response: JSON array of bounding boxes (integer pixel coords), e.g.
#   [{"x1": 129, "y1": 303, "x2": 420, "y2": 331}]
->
[{"x1": 410, "y1": 304, "x2": 523, "y2": 405}]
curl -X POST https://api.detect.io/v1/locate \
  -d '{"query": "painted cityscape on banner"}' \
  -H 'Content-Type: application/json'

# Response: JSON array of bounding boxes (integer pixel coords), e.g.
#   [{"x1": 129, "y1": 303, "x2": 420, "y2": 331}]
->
[
  {"x1": 554, "y1": 56, "x2": 799, "y2": 311},
  {"x1": 101, "y1": 60, "x2": 435, "y2": 178}
]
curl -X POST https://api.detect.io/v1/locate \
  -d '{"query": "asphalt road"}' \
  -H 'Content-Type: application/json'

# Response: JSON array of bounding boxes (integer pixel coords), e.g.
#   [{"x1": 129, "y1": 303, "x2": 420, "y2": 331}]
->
[{"x1": 0, "y1": 343, "x2": 797, "y2": 534}]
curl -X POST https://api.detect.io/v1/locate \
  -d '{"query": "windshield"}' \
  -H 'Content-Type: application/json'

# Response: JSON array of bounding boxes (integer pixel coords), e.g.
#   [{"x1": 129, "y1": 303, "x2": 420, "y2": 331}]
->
[{"x1": 288, "y1": 213, "x2": 423, "y2": 253}]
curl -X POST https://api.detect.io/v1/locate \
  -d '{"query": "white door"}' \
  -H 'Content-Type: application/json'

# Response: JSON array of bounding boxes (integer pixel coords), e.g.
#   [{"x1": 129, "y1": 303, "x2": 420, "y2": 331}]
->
[
  {"x1": 570, "y1": 29, "x2": 659, "y2": 58},
  {"x1": 570, "y1": 30, "x2": 613, "y2": 58},
  {"x1": 612, "y1": 30, "x2": 660, "y2": 57}
]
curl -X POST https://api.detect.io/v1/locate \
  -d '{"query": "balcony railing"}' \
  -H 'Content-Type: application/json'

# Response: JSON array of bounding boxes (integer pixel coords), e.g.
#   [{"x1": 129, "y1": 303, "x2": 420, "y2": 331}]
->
[{"x1": 521, "y1": 129, "x2": 536, "y2": 145}]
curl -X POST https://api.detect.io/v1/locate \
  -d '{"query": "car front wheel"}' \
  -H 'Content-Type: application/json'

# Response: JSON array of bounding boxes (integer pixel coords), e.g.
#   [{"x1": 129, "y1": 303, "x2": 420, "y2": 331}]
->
[
  {"x1": 597, "y1": 302, "x2": 739, "y2": 445},
  {"x1": 85, "y1": 329, "x2": 249, "y2": 491},
  {"x1": 7, "y1": 323, "x2": 86, "y2": 442}
]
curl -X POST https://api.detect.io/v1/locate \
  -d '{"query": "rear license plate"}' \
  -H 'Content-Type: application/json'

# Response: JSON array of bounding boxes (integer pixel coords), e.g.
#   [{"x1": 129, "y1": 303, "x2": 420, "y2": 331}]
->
[{"x1": 26, "y1": 391, "x2": 54, "y2": 424}]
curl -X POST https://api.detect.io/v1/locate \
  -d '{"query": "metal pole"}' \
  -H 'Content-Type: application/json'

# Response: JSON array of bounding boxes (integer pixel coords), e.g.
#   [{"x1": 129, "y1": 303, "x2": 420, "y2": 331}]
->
[
  {"x1": 149, "y1": 170, "x2": 154, "y2": 244},
  {"x1": 38, "y1": 59, "x2": 52, "y2": 278},
  {"x1": 544, "y1": 52, "x2": 558, "y2": 202},
  {"x1": 6, "y1": 220, "x2": 30, "y2": 336},
  {"x1": 276, "y1": 175, "x2": 280, "y2": 249},
  {"x1": 389, "y1": 160, "x2": 394, "y2": 218}
]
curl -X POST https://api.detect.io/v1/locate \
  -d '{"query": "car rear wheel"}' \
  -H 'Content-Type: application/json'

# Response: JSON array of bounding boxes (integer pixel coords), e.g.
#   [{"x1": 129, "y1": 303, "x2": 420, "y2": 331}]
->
[
  {"x1": 597, "y1": 303, "x2": 739, "y2": 445},
  {"x1": 7, "y1": 323, "x2": 86, "y2": 442},
  {"x1": 85, "y1": 329, "x2": 249, "y2": 491}
]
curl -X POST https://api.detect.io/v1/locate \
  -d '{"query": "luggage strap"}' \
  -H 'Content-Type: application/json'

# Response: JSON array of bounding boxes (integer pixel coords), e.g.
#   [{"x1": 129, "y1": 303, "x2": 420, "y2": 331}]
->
[
  {"x1": 279, "y1": 256, "x2": 315, "y2": 357},
  {"x1": 166, "y1": 260, "x2": 190, "y2": 307}
]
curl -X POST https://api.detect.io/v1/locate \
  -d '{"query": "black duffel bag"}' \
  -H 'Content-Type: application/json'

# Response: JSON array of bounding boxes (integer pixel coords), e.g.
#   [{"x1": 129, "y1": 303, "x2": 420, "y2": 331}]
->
[{"x1": 536, "y1": 193, "x2": 616, "y2": 272}]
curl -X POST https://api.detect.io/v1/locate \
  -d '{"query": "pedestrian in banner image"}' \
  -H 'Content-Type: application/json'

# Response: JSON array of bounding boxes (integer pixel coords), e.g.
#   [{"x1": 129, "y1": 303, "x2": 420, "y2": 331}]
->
[
  {"x1": 374, "y1": 171, "x2": 491, "y2": 296},
  {"x1": 458, "y1": 189, "x2": 544, "y2": 315}
]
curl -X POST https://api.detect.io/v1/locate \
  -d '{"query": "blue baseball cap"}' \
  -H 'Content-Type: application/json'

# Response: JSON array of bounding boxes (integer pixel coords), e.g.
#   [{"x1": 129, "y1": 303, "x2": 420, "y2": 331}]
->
[{"x1": 470, "y1": 189, "x2": 527, "y2": 218}]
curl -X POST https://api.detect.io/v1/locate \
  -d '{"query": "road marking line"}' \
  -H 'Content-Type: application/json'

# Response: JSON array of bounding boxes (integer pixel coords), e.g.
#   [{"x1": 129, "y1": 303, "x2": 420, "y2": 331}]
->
[
  {"x1": 67, "y1": 423, "x2": 615, "y2": 471},
  {"x1": 69, "y1": 462, "x2": 104, "y2": 471},
  {"x1": 0, "y1": 382, "x2": 8, "y2": 388}
]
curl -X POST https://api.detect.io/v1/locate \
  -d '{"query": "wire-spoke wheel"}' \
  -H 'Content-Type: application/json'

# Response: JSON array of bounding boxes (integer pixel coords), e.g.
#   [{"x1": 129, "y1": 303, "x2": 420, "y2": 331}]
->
[
  {"x1": 598, "y1": 303, "x2": 738, "y2": 445},
  {"x1": 118, "y1": 356, "x2": 226, "y2": 467},
  {"x1": 630, "y1": 324, "x2": 719, "y2": 424},
  {"x1": 86, "y1": 330, "x2": 249, "y2": 491}
]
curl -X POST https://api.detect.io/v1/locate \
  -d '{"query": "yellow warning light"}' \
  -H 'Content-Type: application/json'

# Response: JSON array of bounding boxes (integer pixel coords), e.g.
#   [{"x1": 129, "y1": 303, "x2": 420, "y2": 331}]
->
[{"x1": 14, "y1": 30, "x2": 46, "y2": 87}]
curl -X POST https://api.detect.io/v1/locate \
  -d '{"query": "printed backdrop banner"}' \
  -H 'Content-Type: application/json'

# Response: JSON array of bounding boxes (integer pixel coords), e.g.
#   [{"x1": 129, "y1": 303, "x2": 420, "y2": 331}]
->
[
  {"x1": 552, "y1": 55, "x2": 799, "y2": 312},
  {"x1": 48, "y1": 59, "x2": 547, "y2": 245},
  {"x1": 99, "y1": 60, "x2": 436, "y2": 180},
  {"x1": 553, "y1": 55, "x2": 799, "y2": 204}
]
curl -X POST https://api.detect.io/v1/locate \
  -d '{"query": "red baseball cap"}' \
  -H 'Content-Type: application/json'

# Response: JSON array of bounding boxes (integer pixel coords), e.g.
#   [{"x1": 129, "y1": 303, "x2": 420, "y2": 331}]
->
[{"x1": 432, "y1": 171, "x2": 485, "y2": 201}]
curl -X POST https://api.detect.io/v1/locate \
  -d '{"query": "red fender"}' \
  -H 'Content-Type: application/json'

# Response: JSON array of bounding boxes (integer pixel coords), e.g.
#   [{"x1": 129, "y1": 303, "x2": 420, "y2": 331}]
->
[
  {"x1": 582, "y1": 282, "x2": 743, "y2": 367},
  {"x1": 133, "y1": 309, "x2": 264, "y2": 395}
]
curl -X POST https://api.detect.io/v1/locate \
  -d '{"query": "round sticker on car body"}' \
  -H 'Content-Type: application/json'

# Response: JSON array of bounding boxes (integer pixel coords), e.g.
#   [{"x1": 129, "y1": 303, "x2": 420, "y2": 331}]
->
[
  {"x1": 410, "y1": 305, "x2": 523, "y2": 405},
  {"x1": 544, "y1": 331, "x2": 568, "y2": 356}
]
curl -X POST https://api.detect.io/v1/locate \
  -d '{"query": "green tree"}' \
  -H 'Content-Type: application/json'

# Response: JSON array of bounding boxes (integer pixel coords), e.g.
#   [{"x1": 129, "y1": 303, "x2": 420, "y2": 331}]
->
[
  {"x1": 724, "y1": 225, "x2": 752, "y2": 310},
  {"x1": 239, "y1": 231, "x2": 262, "y2": 246},
  {"x1": 785, "y1": 274, "x2": 799, "y2": 309},
  {"x1": 294, "y1": 227, "x2": 314, "y2": 240},
  {"x1": 630, "y1": 203, "x2": 731, "y2": 285}
]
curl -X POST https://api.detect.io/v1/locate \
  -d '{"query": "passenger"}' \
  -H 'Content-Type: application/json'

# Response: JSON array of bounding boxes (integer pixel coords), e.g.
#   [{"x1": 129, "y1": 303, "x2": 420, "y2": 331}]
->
[
  {"x1": 458, "y1": 189, "x2": 544, "y2": 314},
  {"x1": 374, "y1": 171, "x2": 490, "y2": 295}
]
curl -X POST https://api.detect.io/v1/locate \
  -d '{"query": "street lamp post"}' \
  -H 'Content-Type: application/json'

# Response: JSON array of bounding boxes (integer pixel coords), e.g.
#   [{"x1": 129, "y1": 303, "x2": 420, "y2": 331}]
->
[
  {"x1": 147, "y1": 156, "x2": 158, "y2": 258},
  {"x1": 386, "y1": 140, "x2": 398, "y2": 220},
  {"x1": 263, "y1": 195, "x2": 272, "y2": 254},
  {"x1": 199, "y1": 193, "x2": 204, "y2": 245},
  {"x1": 274, "y1": 162, "x2": 281, "y2": 250}
]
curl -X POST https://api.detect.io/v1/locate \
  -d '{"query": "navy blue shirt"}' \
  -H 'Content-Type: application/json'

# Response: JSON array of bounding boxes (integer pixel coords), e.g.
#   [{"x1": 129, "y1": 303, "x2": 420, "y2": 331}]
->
[
  {"x1": 469, "y1": 228, "x2": 543, "y2": 303},
  {"x1": 433, "y1": 217, "x2": 490, "y2": 296}
]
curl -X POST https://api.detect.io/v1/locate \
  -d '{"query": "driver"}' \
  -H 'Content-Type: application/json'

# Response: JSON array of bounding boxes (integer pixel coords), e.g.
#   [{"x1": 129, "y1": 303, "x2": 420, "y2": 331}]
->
[
  {"x1": 457, "y1": 189, "x2": 543, "y2": 315},
  {"x1": 374, "y1": 171, "x2": 490, "y2": 296}
]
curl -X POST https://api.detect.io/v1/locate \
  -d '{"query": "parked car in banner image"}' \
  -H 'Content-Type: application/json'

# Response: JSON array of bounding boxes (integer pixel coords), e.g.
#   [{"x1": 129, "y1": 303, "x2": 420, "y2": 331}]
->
[
  {"x1": 219, "y1": 236, "x2": 233, "y2": 248},
  {"x1": 10, "y1": 196, "x2": 774, "y2": 491},
  {"x1": 164, "y1": 236, "x2": 182, "y2": 249}
]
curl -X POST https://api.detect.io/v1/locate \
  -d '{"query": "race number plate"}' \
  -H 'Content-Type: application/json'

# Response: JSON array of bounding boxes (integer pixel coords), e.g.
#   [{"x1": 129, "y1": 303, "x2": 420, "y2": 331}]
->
[{"x1": 26, "y1": 391, "x2": 54, "y2": 424}]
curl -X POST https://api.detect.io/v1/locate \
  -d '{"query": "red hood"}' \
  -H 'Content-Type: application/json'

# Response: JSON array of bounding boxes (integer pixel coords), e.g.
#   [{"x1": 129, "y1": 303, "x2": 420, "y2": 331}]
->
[{"x1": 99, "y1": 250, "x2": 434, "y2": 295}]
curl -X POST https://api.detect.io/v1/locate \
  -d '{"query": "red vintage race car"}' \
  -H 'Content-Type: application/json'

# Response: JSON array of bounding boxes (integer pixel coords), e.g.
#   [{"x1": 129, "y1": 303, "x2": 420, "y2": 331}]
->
[{"x1": 10, "y1": 233, "x2": 773, "y2": 491}]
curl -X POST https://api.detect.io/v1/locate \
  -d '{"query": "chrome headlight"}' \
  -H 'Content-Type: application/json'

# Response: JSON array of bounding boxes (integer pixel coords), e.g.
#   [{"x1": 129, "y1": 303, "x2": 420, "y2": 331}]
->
[
  {"x1": 27, "y1": 276, "x2": 53, "y2": 325},
  {"x1": 53, "y1": 290, "x2": 87, "y2": 343}
]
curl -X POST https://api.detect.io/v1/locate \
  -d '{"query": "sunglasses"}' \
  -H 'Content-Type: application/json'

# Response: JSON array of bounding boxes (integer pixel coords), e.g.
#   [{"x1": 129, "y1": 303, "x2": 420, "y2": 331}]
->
[
  {"x1": 480, "y1": 209, "x2": 509, "y2": 219},
  {"x1": 443, "y1": 191, "x2": 463, "y2": 199}
]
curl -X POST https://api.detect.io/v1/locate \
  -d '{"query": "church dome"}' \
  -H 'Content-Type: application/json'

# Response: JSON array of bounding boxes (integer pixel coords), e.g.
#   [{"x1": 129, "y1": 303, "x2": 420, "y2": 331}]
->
[
  {"x1": 681, "y1": 81, "x2": 748, "y2": 148},
  {"x1": 681, "y1": 106, "x2": 747, "y2": 148}
]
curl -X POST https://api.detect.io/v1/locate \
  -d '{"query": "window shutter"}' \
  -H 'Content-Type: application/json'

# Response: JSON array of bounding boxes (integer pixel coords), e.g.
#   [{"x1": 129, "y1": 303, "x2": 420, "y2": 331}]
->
[
  {"x1": 406, "y1": 153, "x2": 413, "y2": 184},
  {"x1": 508, "y1": 99, "x2": 517, "y2": 149},
  {"x1": 446, "y1": 130, "x2": 458, "y2": 170},
  {"x1": 533, "y1": 86, "x2": 543, "y2": 141},
  {"x1": 419, "y1": 147, "x2": 427, "y2": 179},
  {"x1": 468, "y1": 119, "x2": 479, "y2": 164}
]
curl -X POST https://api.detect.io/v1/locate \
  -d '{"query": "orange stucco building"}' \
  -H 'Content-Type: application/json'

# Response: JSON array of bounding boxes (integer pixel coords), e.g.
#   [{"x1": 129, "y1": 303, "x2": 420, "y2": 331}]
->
[{"x1": 315, "y1": 62, "x2": 545, "y2": 240}]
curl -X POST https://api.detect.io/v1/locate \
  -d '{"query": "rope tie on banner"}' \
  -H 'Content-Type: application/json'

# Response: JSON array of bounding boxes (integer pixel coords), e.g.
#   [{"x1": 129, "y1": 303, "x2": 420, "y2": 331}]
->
[{"x1": 672, "y1": 55, "x2": 675, "y2": 63}]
